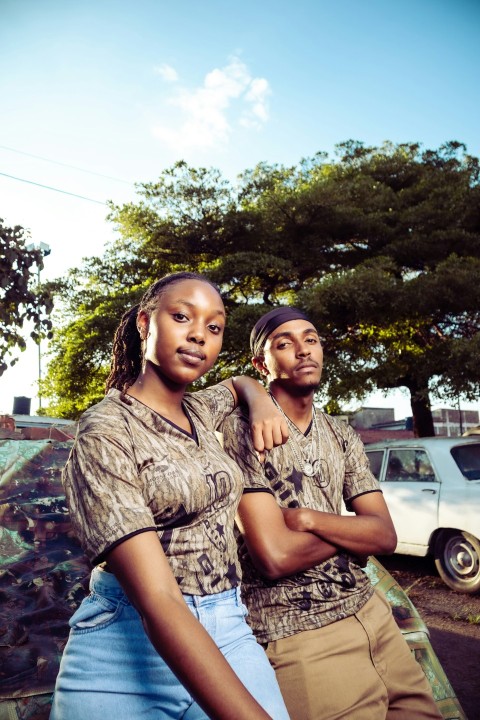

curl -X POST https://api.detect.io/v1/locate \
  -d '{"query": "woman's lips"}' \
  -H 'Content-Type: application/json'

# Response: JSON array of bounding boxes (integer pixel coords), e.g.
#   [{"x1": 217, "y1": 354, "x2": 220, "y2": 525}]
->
[{"x1": 178, "y1": 349, "x2": 206, "y2": 365}]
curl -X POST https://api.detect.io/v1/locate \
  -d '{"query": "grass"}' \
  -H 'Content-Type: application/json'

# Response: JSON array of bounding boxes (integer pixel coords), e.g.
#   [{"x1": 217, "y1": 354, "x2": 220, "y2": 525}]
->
[{"x1": 451, "y1": 610, "x2": 480, "y2": 624}]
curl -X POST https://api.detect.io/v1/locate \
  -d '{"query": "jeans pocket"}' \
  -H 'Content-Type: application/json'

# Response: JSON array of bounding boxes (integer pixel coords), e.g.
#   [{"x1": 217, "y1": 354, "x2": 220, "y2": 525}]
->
[{"x1": 69, "y1": 593, "x2": 123, "y2": 633}]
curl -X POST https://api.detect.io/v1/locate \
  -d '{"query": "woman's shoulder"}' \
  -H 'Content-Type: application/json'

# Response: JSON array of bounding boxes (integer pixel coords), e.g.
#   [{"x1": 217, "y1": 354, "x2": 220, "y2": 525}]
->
[
  {"x1": 79, "y1": 390, "x2": 129, "y2": 434},
  {"x1": 184, "y1": 384, "x2": 236, "y2": 430},
  {"x1": 184, "y1": 383, "x2": 234, "y2": 412}
]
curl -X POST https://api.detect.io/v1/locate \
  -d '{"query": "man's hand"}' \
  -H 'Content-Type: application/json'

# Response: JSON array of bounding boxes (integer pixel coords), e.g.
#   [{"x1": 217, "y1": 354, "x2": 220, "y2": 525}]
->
[
  {"x1": 282, "y1": 508, "x2": 369, "y2": 567},
  {"x1": 282, "y1": 507, "x2": 312, "y2": 532},
  {"x1": 283, "y1": 493, "x2": 397, "y2": 558}
]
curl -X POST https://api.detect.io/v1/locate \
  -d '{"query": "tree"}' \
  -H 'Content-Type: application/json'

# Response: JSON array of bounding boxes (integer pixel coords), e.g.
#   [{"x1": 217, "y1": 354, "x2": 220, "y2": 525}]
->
[
  {"x1": 0, "y1": 220, "x2": 54, "y2": 377},
  {"x1": 299, "y1": 255, "x2": 480, "y2": 437},
  {"x1": 298, "y1": 141, "x2": 480, "y2": 436},
  {"x1": 40, "y1": 163, "x2": 243, "y2": 416},
  {"x1": 41, "y1": 144, "x2": 480, "y2": 433},
  {"x1": 41, "y1": 157, "x2": 352, "y2": 416}
]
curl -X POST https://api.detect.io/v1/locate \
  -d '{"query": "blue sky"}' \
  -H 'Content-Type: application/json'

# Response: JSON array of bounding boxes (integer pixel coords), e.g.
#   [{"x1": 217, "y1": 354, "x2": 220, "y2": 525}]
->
[{"x1": 1, "y1": 0, "x2": 479, "y2": 418}]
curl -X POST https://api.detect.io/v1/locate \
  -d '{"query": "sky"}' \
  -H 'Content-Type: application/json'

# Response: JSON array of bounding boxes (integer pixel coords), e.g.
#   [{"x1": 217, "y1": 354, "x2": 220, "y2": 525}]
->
[{"x1": 1, "y1": 0, "x2": 479, "y2": 419}]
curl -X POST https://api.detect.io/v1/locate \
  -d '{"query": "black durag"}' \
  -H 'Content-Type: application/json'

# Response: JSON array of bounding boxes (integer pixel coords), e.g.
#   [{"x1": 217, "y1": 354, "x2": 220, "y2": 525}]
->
[{"x1": 250, "y1": 307, "x2": 312, "y2": 356}]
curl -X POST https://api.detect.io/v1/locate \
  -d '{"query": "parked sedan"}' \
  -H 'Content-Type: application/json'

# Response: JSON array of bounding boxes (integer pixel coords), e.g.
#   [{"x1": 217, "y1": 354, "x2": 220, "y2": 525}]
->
[{"x1": 363, "y1": 437, "x2": 480, "y2": 594}]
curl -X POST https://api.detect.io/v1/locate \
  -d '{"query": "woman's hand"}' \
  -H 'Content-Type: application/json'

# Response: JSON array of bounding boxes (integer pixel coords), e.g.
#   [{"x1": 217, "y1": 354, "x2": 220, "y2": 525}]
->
[
  {"x1": 248, "y1": 394, "x2": 289, "y2": 459},
  {"x1": 223, "y1": 377, "x2": 289, "y2": 458}
]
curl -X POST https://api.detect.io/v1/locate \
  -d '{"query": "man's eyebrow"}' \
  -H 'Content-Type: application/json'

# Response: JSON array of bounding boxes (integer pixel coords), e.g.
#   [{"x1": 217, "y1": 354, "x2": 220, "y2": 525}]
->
[{"x1": 270, "y1": 327, "x2": 319, "y2": 341}]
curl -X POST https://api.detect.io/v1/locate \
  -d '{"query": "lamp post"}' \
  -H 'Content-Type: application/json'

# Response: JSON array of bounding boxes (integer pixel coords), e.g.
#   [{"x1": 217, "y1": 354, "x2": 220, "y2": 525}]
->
[{"x1": 27, "y1": 242, "x2": 51, "y2": 410}]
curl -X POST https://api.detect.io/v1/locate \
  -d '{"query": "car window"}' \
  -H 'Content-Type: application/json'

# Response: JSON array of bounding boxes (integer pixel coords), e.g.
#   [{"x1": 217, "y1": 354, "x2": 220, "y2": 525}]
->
[
  {"x1": 384, "y1": 448, "x2": 437, "y2": 482},
  {"x1": 365, "y1": 450, "x2": 384, "y2": 480},
  {"x1": 451, "y1": 444, "x2": 480, "y2": 481}
]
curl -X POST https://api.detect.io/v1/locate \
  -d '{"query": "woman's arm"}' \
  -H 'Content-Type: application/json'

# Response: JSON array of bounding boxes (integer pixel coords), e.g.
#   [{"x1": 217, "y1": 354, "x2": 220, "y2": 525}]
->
[
  {"x1": 106, "y1": 531, "x2": 273, "y2": 720},
  {"x1": 221, "y1": 376, "x2": 289, "y2": 455}
]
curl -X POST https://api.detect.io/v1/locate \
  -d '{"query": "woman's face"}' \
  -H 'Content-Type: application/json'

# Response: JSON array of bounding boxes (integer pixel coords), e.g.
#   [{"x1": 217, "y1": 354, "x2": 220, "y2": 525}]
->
[{"x1": 138, "y1": 279, "x2": 225, "y2": 387}]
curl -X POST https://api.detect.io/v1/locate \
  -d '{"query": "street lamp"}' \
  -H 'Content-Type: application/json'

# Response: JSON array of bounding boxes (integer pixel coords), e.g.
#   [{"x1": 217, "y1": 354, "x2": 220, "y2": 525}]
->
[{"x1": 27, "y1": 242, "x2": 51, "y2": 410}]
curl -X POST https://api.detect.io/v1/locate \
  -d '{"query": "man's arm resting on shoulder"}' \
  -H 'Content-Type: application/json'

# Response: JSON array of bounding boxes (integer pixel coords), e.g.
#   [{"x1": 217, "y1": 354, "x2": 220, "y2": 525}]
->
[
  {"x1": 282, "y1": 491, "x2": 397, "y2": 557},
  {"x1": 237, "y1": 491, "x2": 338, "y2": 581}
]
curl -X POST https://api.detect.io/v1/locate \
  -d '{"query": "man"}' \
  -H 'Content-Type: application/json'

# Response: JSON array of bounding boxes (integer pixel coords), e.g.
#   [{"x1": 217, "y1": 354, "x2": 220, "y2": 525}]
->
[{"x1": 222, "y1": 307, "x2": 442, "y2": 720}]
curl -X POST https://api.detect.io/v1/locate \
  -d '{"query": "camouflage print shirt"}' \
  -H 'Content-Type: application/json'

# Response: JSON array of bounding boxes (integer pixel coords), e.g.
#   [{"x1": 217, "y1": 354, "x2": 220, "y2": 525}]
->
[
  {"x1": 222, "y1": 408, "x2": 381, "y2": 643},
  {"x1": 63, "y1": 386, "x2": 244, "y2": 596}
]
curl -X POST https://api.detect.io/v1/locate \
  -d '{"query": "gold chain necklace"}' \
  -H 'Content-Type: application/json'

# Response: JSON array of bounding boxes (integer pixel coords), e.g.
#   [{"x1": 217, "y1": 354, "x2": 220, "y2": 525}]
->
[{"x1": 270, "y1": 394, "x2": 319, "y2": 477}]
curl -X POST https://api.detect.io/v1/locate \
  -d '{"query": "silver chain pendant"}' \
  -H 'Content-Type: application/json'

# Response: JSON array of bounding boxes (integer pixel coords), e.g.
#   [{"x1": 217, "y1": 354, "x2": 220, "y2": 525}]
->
[{"x1": 269, "y1": 392, "x2": 321, "y2": 479}]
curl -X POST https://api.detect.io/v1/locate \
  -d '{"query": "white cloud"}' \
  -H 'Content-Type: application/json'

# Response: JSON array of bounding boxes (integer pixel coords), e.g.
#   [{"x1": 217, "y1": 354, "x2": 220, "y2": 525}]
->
[
  {"x1": 241, "y1": 77, "x2": 271, "y2": 128},
  {"x1": 152, "y1": 57, "x2": 271, "y2": 152},
  {"x1": 154, "y1": 63, "x2": 179, "y2": 83}
]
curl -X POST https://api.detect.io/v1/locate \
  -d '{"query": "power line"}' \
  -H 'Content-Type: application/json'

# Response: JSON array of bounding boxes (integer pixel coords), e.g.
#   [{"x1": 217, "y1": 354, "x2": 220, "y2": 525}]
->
[
  {"x1": 0, "y1": 171, "x2": 107, "y2": 205},
  {"x1": 0, "y1": 144, "x2": 133, "y2": 185}
]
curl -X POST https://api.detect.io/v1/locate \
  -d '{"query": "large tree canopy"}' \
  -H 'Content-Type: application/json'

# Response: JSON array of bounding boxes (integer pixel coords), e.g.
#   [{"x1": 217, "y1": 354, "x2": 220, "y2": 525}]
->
[
  {"x1": 41, "y1": 143, "x2": 480, "y2": 435},
  {"x1": 0, "y1": 220, "x2": 54, "y2": 377},
  {"x1": 297, "y1": 141, "x2": 480, "y2": 435}
]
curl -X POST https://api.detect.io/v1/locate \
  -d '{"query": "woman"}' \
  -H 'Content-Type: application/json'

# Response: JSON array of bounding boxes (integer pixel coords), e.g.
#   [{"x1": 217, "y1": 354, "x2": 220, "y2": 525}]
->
[{"x1": 50, "y1": 272, "x2": 290, "y2": 720}]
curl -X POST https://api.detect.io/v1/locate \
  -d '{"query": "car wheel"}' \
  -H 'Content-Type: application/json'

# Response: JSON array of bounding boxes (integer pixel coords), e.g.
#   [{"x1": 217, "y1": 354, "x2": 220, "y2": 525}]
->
[{"x1": 434, "y1": 530, "x2": 480, "y2": 594}]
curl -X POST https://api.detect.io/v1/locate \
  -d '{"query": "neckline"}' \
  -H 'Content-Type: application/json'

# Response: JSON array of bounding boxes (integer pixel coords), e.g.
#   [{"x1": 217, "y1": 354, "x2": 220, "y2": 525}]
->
[
  {"x1": 118, "y1": 390, "x2": 199, "y2": 445},
  {"x1": 163, "y1": 403, "x2": 199, "y2": 444},
  {"x1": 303, "y1": 418, "x2": 313, "y2": 437}
]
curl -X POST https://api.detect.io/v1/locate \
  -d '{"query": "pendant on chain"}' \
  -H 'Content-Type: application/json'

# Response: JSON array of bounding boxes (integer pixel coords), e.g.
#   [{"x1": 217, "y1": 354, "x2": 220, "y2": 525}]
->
[
  {"x1": 269, "y1": 392, "x2": 319, "y2": 478},
  {"x1": 303, "y1": 462, "x2": 315, "y2": 477}
]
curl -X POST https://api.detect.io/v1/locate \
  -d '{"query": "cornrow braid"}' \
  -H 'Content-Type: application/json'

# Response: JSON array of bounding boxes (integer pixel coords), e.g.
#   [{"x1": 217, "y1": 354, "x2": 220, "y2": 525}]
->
[{"x1": 105, "y1": 272, "x2": 221, "y2": 393}]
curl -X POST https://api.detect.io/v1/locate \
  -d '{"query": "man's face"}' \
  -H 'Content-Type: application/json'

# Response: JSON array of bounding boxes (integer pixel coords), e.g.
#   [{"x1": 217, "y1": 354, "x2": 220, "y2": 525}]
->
[{"x1": 254, "y1": 318, "x2": 323, "y2": 391}]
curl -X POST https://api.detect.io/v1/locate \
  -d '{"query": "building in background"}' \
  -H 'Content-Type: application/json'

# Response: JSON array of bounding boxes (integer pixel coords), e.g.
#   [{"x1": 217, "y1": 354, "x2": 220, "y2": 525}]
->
[
  {"x1": 431, "y1": 408, "x2": 479, "y2": 437},
  {"x1": 337, "y1": 406, "x2": 480, "y2": 444}
]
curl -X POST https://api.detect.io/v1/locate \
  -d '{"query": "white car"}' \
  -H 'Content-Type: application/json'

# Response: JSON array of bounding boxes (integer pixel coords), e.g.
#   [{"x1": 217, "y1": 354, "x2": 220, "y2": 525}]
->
[{"x1": 361, "y1": 436, "x2": 480, "y2": 593}]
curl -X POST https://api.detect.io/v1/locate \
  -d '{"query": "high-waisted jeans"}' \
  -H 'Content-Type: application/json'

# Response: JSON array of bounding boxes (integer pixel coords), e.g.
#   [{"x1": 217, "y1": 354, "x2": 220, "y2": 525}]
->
[{"x1": 50, "y1": 566, "x2": 290, "y2": 719}]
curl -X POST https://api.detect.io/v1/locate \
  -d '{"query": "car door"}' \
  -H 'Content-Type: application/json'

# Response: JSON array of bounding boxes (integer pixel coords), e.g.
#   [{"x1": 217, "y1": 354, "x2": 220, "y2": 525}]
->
[{"x1": 368, "y1": 447, "x2": 440, "y2": 555}]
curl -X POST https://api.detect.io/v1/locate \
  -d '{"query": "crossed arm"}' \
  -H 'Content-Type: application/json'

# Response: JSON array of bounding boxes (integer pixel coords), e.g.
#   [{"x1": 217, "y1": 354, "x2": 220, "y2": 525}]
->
[
  {"x1": 282, "y1": 491, "x2": 397, "y2": 558},
  {"x1": 237, "y1": 492, "x2": 337, "y2": 579},
  {"x1": 237, "y1": 490, "x2": 397, "y2": 581}
]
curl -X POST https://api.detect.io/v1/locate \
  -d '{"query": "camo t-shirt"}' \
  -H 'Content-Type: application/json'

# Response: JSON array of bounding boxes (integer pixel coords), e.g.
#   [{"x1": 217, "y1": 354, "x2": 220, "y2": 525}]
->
[
  {"x1": 63, "y1": 386, "x2": 244, "y2": 596},
  {"x1": 222, "y1": 408, "x2": 381, "y2": 642}
]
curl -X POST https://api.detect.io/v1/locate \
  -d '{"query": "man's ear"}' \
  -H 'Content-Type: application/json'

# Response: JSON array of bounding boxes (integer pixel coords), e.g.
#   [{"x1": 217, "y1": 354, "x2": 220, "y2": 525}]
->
[{"x1": 252, "y1": 355, "x2": 269, "y2": 377}]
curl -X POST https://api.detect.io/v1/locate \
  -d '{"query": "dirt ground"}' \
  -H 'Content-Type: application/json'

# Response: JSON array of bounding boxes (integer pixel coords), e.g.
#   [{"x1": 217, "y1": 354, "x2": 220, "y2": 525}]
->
[{"x1": 378, "y1": 554, "x2": 480, "y2": 720}]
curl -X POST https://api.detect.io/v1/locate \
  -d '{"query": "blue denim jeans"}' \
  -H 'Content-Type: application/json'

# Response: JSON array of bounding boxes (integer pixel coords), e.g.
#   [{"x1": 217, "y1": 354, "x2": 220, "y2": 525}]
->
[{"x1": 50, "y1": 567, "x2": 289, "y2": 719}]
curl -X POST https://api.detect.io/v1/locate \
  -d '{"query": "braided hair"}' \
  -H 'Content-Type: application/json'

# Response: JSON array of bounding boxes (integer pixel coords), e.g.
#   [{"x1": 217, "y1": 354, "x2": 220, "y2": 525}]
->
[{"x1": 105, "y1": 272, "x2": 221, "y2": 393}]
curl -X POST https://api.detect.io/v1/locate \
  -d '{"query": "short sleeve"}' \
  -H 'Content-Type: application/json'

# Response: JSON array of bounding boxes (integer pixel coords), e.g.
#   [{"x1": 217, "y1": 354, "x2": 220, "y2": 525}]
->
[
  {"x1": 342, "y1": 424, "x2": 381, "y2": 507},
  {"x1": 185, "y1": 384, "x2": 236, "y2": 431},
  {"x1": 63, "y1": 433, "x2": 156, "y2": 564},
  {"x1": 222, "y1": 409, "x2": 272, "y2": 492}
]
